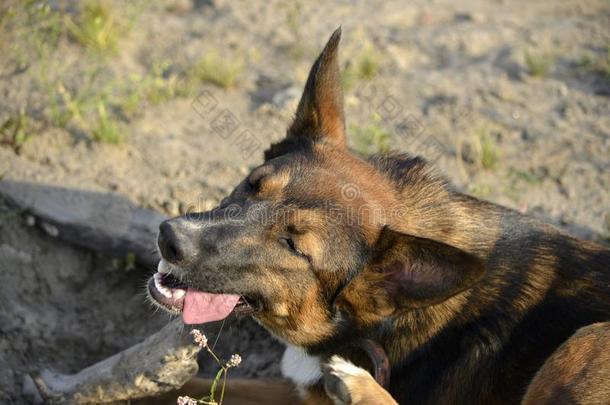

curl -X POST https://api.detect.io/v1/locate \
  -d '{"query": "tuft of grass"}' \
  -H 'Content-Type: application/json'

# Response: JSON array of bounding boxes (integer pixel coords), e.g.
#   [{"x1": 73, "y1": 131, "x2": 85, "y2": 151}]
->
[
  {"x1": 351, "y1": 114, "x2": 391, "y2": 155},
  {"x1": 477, "y1": 129, "x2": 499, "y2": 170},
  {"x1": 146, "y1": 60, "x2": 193, "y2": 102},
  {"x1": 48, "y1": 88, "x2": 73, "y2": 128},
  {"x1": 191, "y1": 50, "x2": 244, "y2": 89},
  {"x1": 92, "y1": 103, "x2": 121, "y2": 143},
  {"x1": 48, "y1": 58, "x2": 193, "y2": 142},
  {"x1": 0, "y1": 109, "x2": 32, "y2": 151},
  {"x1": 55, "y1": 82, "x2": 88, "y2": 129},
  {"x1": 1, "y1": 1, "x2": 64, "y2": 70},
  {"x1": 468, "y1": 183, "x2": 492, "y2": 198},
  {"x1": 577, "y1": 55, "x2": 594, "y2": 69},
  {"x1": 342, "y1": 44, "x2": 381, "y2": 91},
  {"x1": 508, "y1": 168, "x2": 542, "y2": 184},
  {"x1": 110, "y1": 251, "x2": 137, "y2": 272},
  {"x1": 66, "y1": 0, "x2": 127, "y2": 55},
  {"x1": 577, "y1": 46, "x2": 610, "y2": 78},
  {"x1": 54, "y1": 81, "x2": 124, "y2": 143},
  {"x1": 358, "y1": 46, "x2": 381, "y2": 80},
  {"x1": 120, "y1": 60, "x2": 193, "y2": 116},
  {"x1": 458, "y1": 127, "x2": 499, "y2": 173},
  {"x1": 524, "y1": 50, "x2": 554, "y2": 78},
  {"x1": 1, "y1": 1, "x2": 179, "y2": 147}
]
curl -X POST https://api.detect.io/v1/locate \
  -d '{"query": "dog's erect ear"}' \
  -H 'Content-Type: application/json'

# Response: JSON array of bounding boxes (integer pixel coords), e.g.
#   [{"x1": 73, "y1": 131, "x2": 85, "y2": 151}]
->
[
  {"x1": 264, "y1": 27, "x2": 346, "y2": 160},
  {"x1": 290, "y1": 27, "x2": 345, "y2": 143},
  {"x1": 369, "y1": 227, "x2": 485, "y2": 309}
]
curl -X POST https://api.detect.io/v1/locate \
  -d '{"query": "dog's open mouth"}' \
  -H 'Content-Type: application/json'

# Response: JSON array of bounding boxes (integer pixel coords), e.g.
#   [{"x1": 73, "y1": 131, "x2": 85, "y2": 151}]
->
[{"x1": 147, "y1": 261, "x2": 258, "y2": 324}]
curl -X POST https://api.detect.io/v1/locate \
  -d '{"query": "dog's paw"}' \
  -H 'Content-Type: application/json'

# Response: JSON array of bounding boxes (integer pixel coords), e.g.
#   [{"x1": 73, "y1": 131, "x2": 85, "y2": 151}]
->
[
  {"x1": 323, "y1": 356, "x2": 374, "y2": 404},
  {"x1": 323, "y1": 356, "x2": 398, "y2": 405}
]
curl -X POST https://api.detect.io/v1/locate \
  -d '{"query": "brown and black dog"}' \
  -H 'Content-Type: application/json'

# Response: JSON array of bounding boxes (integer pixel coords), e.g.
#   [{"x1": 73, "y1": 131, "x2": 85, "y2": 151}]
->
[{"x1": 146, "y1": 29, "x2": 610, "y2": 404}]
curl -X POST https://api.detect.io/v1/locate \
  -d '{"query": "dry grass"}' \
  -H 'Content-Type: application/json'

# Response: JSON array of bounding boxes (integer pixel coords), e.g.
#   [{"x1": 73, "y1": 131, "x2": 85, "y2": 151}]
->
[
  {"x1": 191, "y1": 50, "x2": 244, "y2": 89},
  {"x1": 65, "y1": 0, "x2": 128, "y2": 55},
  {"x1": 577, "y1": 46, "x2": 610, "y2": 78},
  {"x1": 342, "y1": 43, "x2": 381, "y2": 91},
  {"x1": 524, "y1": 50, "x2": 554, "y2": 78},
  {"x1": 0, "y1": 1, "x2": 198, "y2": 145},
  {"x1": 0, "y1": 109, "x2": 31, "y2": 152},
  {"x1": 351, "y1": 114, "x2": 391, "y2": 155}
]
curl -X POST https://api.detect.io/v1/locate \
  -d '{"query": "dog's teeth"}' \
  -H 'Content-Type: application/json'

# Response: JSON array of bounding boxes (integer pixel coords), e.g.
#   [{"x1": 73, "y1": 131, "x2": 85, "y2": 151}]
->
[
  {"x1": 154, "y1": 273, "x2": 170, "y2": 297},
  {"x1": 154, "y1": 273, "x2": 162, "y2": 289},
  {"x1": 157, "y1": 260, "x2": 169, "y2": 274},
  {"x1": 159, "y1": 286, "x2": 172, "y2": 298},
  {"x1": 153, "y1": 264, "x2": 183, "y2": 299}
]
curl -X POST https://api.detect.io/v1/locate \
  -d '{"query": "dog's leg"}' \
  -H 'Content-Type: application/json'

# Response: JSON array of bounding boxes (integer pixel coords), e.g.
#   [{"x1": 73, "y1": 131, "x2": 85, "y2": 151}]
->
[
  {"x1": 522, "y1": 322, "x2": 610, "y2": 405},
  {"x1": 139, "y1": 377, "x2": 303, "y2": 405},
  {"x1": 323, "y1": 356, "x2": 398, "y2": 405}
]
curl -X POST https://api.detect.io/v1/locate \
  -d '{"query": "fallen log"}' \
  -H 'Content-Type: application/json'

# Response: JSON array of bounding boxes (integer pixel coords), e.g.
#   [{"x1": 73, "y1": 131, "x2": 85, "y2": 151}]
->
[
  {"x1": 0, "y1": 180, "x2": 166, "y2": 268},
  {"x1": 31, "y1": 319, "x2": 201, "y2": 404}
]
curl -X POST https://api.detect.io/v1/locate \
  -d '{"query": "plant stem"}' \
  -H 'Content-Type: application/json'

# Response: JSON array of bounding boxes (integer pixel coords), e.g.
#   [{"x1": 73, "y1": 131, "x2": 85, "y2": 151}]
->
[
  {"x1": 219, "y1": 370, "x2": 228, "y2": 404},
  {"x1": 209, "y1": 367, "x2": 225, "y2": 403}
]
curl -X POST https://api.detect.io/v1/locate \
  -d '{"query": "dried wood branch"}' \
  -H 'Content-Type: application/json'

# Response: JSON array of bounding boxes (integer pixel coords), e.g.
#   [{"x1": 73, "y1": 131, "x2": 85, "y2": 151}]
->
[{"x1": 32, "y1": 319, "x2": 200, "y2": 404}]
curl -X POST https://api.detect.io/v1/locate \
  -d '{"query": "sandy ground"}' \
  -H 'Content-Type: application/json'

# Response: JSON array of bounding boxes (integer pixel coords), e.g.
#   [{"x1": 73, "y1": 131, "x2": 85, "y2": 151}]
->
[{"x1": 1, "y1": 0, "x2": 609, "y2": 403}]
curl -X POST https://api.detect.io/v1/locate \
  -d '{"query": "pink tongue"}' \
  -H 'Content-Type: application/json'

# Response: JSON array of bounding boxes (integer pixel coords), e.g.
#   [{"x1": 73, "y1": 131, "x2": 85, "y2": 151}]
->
[{"x1": 182, "y1": 288, "x2": 240, "y2": 324}]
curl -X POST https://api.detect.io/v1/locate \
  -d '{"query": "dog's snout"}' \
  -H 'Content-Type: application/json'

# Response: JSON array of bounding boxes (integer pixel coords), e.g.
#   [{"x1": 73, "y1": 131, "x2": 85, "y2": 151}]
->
[{"x1": 158, "y1": 219, "x2": 195, "y2": 265}]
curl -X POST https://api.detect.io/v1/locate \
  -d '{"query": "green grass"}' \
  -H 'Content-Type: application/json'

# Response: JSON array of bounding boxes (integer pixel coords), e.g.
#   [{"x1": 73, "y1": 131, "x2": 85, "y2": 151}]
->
[
  {"x1": 92, "y1": 103, "x2": 121, "y2": 143},
  {"x1": 524, "y1": 50, "x2": 554, "y2": 78},
  {"x1": 66, "y1": 0, "x2": 128, "y2": 55},
  {"x1": 358, "y1": 47, "x2": 381, "y2": 80},
  {"x1": 508, "y1": 168, "x2": 542, "y2": 184},
  {"x1": 120, "y1": 60, "x2": 193, "y2": 116},
  {"x1": 458, "y1": 127, "x2": 499, "y2": 171},
  {"x1": 577, "y1": 46, "x2": 610, "y2": 78},
  {"x1": 46, "y1": 57, "x2": 195, "y2": 143},
  {"x1": 191, "y1": 50, "x2": 244, "y2": 89},
  {"x1": 145, "y1": 61, "x2": 193, "y2": 102},
  {"x1": 0, "y1": 1, "x2": 233, "y2": 148},
  {"x1": 477, "y1": 129, "x2": 498, "y2": 170},
  {"x1": 351, "y1": 115, "x2": 391, "y2": 155},
  {"x1": 0, "y1": 109, "x2": 31, "y2": 151},
  {"x1": 467, "y1": 183, "x2": 492, "y2": 198},
  {"x1": 1, "y1": 1, "x2": 64, "y2": 69},
  {"x1": 54, "y1": 79, "x2": 120, "y2": 144},
  {"x1": 342, "y1": 44, "x2": 381, "y2": 91},
  {"x1": 577, "y1": 55, "x2": 594, "y2": 69}
]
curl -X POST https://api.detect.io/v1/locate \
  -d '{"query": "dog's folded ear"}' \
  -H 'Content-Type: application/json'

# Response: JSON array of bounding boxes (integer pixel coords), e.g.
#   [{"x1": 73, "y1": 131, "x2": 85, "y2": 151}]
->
[
  {"x1": 264, "y1": 27, "x2": 346, "y2": 160},
  {"x1": 369, "y1": 227, "x2": 486, "y2": 309}
]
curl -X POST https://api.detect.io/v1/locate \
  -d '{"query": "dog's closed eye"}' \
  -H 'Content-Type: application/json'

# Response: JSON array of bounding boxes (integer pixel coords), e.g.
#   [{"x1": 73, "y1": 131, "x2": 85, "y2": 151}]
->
[
  {"x1": 280, "y1": 236, "x2": 298, "y2": 253},
  {"x1": 279, "y1": 236, "x2": 311, "y2": 263}
]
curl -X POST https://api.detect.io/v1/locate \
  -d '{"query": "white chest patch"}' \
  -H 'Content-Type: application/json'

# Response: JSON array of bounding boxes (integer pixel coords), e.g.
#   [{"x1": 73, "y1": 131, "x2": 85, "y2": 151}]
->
[{"x1": 280, "y1": 344, "x2": 322, "y2": 388}]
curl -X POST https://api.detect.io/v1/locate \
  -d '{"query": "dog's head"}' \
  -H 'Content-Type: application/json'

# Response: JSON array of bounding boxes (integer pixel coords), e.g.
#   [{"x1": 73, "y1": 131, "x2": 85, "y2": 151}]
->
[{"x1": 148, "y1": 28, "x2": 485, "y2": 348}]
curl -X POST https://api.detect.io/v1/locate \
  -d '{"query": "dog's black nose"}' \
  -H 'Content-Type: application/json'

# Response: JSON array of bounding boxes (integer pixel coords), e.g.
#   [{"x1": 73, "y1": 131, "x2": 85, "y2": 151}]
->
[{"x1": 158, "y1": 219, "x2": 195, "y2": 265}]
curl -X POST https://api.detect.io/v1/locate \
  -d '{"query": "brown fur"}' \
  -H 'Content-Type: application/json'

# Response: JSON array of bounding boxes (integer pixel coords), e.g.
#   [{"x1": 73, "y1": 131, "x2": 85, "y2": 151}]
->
[
  {"x1": 327, "y1": 323, "x2": 610, "y2": 405},
  {"x1": 523, "y1": 322, "x2": 610, "y2": 405}
]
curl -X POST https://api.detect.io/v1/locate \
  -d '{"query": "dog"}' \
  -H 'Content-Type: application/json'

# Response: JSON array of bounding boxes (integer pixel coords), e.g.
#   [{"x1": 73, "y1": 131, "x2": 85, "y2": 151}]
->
[{"x1": 146, "y1": 28, "x2": 610, "y2": 404}]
